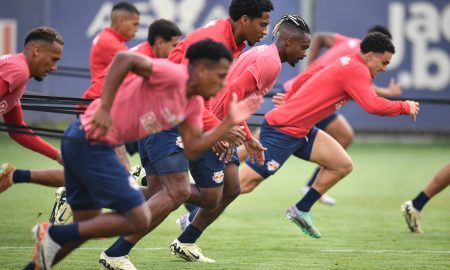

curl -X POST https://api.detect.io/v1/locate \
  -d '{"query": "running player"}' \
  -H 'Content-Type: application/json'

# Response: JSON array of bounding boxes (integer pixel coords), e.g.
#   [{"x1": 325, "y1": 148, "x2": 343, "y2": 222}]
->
[
  {"x1": 89, "y1": 1, "x2": 140, "y2": 82},
  {"x1": 98, "y1": 0, "x2": 274, "y2": 267},
  {"x1": 23, "y1": 39, "x2": 262, "y2": 270},
  {"x1": 170, "y1": 15, "x2": 311, "y2": 263},
  {"x1": 238, "y1": 32, "x2": 420, "y2": 239},
  {"x1": 401, "y1": 163, "x2": 450, "y2": 233},
  {"x1": 0, "y1": 27, "x2": 64, "y2": 193}
]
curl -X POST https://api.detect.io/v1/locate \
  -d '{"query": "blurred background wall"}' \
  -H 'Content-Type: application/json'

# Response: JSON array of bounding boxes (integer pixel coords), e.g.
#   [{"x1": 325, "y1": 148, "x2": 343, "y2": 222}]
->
[{"x1": 0, "y1": 0, "x2": 449, "y2": 137}]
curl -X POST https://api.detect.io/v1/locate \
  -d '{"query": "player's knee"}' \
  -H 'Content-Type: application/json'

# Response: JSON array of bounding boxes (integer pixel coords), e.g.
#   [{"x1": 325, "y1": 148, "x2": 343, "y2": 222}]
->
[
  {"x1": 130, "y1": 205, "x2": 152, "y2": 232},
  {"x1": 168, "y1": 186, "x2": 190, "y2": 205},
  {"x1": 338, "y1": 157, "x2": 353, "y2": 177}
]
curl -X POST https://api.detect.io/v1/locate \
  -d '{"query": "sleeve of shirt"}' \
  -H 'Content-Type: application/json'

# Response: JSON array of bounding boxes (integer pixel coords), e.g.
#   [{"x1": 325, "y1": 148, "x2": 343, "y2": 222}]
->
[
  {"x1": 247, "y1": 56, "x2": 280, "y2": 91},
  {"x1": 168, "y1": 40, "x2": 186, "y2": 64},
  {"x1": 0, "y1": 61, "x2": 28, "y2": 94},
  {"x1": 285, "y1": 65, "x2": 324, "y2": 101},
  {"x1": 222, "y1": 70, "x2": 259, "y2": 141},
  {"x1": 183, "y1": 96, "x2": 204, "y2": 130},
  {"x1": 343, "y1": 66, "x2": 410, "y2": 116},
  {"x1": 0, "y1": 78, "x2": 8, "y2": 98},
  {"x1": 3, "y1": 103, "x2": 60, "y2": 160},
  {"x1": 202, "y1": 99, "x2": 222, "y2": 131}
]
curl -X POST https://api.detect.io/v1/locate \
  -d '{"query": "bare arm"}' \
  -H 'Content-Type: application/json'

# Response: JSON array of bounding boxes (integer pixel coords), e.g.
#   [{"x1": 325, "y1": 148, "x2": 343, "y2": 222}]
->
[
  {"x1": 86, "y1": 52, "x2": 153, "y2": 139},
  {"x1": 373, "y1": 78, "x2": 402, "y2": 98},
  {"x1": 307, "y1": 32, "x2": 336, "y2": 65}
]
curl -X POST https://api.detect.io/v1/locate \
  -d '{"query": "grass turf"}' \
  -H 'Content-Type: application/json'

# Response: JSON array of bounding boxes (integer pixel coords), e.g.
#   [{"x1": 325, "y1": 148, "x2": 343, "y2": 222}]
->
[{"x1": 0, "y1": 135, "x2": 449, "y2": 269}]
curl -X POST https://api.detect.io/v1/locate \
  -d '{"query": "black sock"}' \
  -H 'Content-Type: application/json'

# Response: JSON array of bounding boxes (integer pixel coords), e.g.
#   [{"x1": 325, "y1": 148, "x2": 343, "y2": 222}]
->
[
  {"x1": 12, "y1": 170, "x2": 31, "y2": 183},
  {"x1": 296, "y1": 187, "x2": 322, "y2": 212},
  {"x1": 23, "y1": 262, "x2": 35, "y2": 270},
  {"x1": 178, "y1": 224, "x2": 202, "y2": 244},
  {"x1": 412, "y1": 191, "x2": 430, "y2": 211},
  {"x1": 306, "y1": 167, "x2": 320, "y2": 187}
]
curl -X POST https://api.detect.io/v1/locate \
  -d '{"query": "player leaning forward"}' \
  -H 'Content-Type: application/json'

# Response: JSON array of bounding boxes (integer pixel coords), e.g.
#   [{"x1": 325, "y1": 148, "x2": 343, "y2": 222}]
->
[
  {"x1": 23, "y1": 39, "x2": 262, "y2": 270},
  {"x1": 239, "y1": 32, "x2": 420, "y2": 238}
]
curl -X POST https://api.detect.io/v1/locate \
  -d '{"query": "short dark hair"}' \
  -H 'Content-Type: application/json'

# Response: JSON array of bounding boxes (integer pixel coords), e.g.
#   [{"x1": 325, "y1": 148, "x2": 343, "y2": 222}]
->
[
  {"x1": 272, "y1": 15, "x2": 311, "y2": 37},
  {"x1": 147, "y1": 19, "x2": 182, "y2": 45},
  {"x1": 186, "y1": 39, "x2": 232, "y2": 65},
  {"x1": 112, "y1": 1, "x2": 140, "y2": 15},
  {"x1": 367, "y1": 25, "x2": 392, "y2": 39},
  {"x1": 229, "y1": 0, "x2": 274, "y2": 21},
  {"x1": 360, "y1": 32, "x2": 395, "y2": 54},
  {"x1": 24, "y1": 26, "x2": 64, "y2": 46}
]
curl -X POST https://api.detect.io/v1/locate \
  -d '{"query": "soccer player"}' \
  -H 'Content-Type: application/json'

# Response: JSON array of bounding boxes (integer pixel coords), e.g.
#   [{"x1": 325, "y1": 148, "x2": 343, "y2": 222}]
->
[
  {"x1": 0, "y1": 19, "x2": 182, "y2": 197},
  {"x1": 0, "y1": 27, "x2": 64, "y2": 193},
  {"x1": 401, "y1": 163, "x2": 450, "y2": 233},
  {"x1": 271, "y1": 25, "x2": 403, "y2": 205},
  {"x1": 238, "y1": 32, "x2": 420, "y2": 239},
  {"x1": 98, "y1": 0, "x2": 274, "y2": 267},
  {"x1": 23, "y1": 39, "x2": 262, "y2": 270},
  {"x1": 170, "y1": 15, "x2": 311, "y2": 263},
  {"x1": 89, "y1": 1, "x2": 140, "y2": 82}
]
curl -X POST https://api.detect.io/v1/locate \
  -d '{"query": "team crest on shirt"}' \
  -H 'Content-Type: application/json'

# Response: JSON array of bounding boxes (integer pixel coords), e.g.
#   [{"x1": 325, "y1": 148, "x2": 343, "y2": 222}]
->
[
  {"x1": 212, "y1": 170, "x2": 224, "y2": 184},
  {"x1": 267, "y1": 159, "x2": 280, "y2": 172},
  {"x1": 0, "y1": 100, "x2": 7, "y2": 114},
  {"x1": 128, "y1": 176, "x2": 140, "y2": 190},
  {"x1": 339, "y1": 56, "x2": 351, "y2": 66},
  {"x1": 140, "y1": 111, "x2": 162, "y2": 134},
  {"x1": 176, "y1": 136, "x2": 184, "y2": 149}
]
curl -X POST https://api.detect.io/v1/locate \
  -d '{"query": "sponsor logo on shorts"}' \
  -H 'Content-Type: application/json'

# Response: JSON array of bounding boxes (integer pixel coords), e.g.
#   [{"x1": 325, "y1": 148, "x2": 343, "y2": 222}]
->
[
  {"x1": 266, "y1": 159, "x2": 280, "y2": 172},
  {"x1": 176, "y1": 136, "x2": 184, "y2": 149},
  {"x1": 128, "y1": 176, "x2": 140, "y2": 190},
  {"x1": 212, "y1": 170, "x2": 224, "y2": 184}
]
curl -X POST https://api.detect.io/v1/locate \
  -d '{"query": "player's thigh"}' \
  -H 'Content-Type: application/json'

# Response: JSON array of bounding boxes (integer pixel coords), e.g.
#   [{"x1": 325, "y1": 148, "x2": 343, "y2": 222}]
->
[
  {"x1": 322, "y1": 114, "x2": 354, "y2": 148},
  {"x1": 309, "y1": 129, "x2": 352, "y2": 170}
]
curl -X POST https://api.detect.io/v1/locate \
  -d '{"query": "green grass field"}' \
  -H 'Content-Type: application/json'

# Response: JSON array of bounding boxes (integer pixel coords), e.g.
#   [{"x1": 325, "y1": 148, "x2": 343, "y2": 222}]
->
[{"x1": 0, "y1": 135, "x2": 449, "y2": 269}]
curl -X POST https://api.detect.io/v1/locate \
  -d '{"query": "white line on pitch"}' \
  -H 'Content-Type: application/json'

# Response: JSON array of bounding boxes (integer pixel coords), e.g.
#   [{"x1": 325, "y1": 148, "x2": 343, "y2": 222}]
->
[{"x1": 322, "y1": 249, "x2": 450, "y2": 254}]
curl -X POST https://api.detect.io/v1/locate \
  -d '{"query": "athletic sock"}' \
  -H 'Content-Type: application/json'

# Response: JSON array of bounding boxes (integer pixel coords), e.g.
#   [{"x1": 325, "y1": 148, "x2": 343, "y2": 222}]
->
[
  {"x1": 306, "y1": 167, "x2": 320, "y2": 187},
  {"x1": 296, "y1": 187, "x2": 322, "y2": 212},
  {"x1": 411, "y1": 191, "x2": 430, "y2": 211},
  {"x1": 104, "y1": 236, "x2": 135, "y2": 257},
  {"x1": 48, "y1": 223, "x2": 80, "y2": 246},
  {"x1": 23, "y1": 262, "x2": 35, "y2": 270},
  {"x1": 184, "y1": 202, "x2": 198, "y2": 213},
  {"x1": 177, "y1": 224, "x2": 202, "y2": 244},
  {"x1": 188, "y1": 207, "x2": 198, "y2": 222},
  {"x1": 12, "y1": 170, "x2": 31, "y2": 184}
]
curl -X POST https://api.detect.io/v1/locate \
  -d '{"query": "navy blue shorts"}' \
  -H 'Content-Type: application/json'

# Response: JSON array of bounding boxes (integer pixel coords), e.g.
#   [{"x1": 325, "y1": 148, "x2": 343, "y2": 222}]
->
[
  {"x1": 138, "y1": 127, "x2": 188, "y2": 176},
  {"x1": 246, "y1": 120, "x2": 318, "y2": 179},
  {"x1": 315, "y1": 112, "x2": 339, "y2": 130},
  {"x1": 61, "y1": 119, "x2": 145, "y2": 212},
  {"x1": 189, "y1": 147, "x2": 239, "y2": 188}
]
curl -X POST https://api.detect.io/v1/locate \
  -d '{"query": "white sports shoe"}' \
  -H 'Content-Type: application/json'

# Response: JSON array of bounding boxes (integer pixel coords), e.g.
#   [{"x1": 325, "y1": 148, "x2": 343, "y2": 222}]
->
[
  {"x1": 99, "y1": 251, "x2": 137, "y2": 270},
  {"x1": 401, "y1": 201, "x2": 423, "y2": 233},
  {"x1": 170, "y1": 239, "x2": 215, "y2": 263},
  {"x1": 32, "y1": 222, "x2": 61, "y2": 270},
  {"x1": 0, "y1": 163, "x2": 15, "y2": 193},
  {"x1": 130, "y1": 165, "x2": 147, "y2": 186},
  {"x1": 49, "y1": 187, "x2": 73, "y2": 225},
  {"x1": 176, "y1": 213, "x2": 190, "y2": 232},
  {"x1": 302, "y1": 186, "x2": 336, "y2": 206}
]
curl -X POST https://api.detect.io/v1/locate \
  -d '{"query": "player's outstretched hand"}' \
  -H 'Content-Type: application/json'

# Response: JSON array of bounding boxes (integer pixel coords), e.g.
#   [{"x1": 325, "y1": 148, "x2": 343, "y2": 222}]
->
[
  {"x1": 272, "y1": 92, "x2": 286, "y2": 107},
  {"x1": 227, "y1": 93, "x2": 263, "y2": 125},
  {"x1": 406, "y1": 100, "x2": 420, "y2": 122},
  {"x1": 245, "y1": 136, "x2": 267, "y2": 166},
  {"x1": 85, "y1": 106, "x2": 112, "y2": 140},
  {"x1": 55, "y1": 153, "x2": 64, "y2": 165},
  {"x1": 387, "y1": 78, "x2": 402, "y2": 97},
  {"x1": 222, "y1": 125, "x2": 246, "y2": 146}
]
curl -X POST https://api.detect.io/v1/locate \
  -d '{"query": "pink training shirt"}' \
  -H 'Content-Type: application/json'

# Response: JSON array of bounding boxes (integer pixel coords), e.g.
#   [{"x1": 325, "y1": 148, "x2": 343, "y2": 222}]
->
[
  {"x1": 284, "y1": 33, "x2": 360, "y2": 92},
  {"x1": 82, "y1": 42, "x2": 157, "y2": 100},
  {"x1": 266, "y1": 54, "x2": 411, "y2": 138},
  {"x1": 80, "y1": 58, "x2": 204, "y2": 145},
  {"x1": 0, "y1": 53, "x2": 29, "y2": 115},
  {"x1": 90, "y1": 27, "x2": 128, "y2": 82},
  {"x1": 211, "y1": 44, "x2": 281, "y2": 138}
]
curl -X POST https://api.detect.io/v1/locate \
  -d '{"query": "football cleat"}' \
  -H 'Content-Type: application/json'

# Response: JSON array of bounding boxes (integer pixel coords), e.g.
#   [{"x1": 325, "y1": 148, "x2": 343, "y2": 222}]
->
[
  {"x1": 176, "y1": 213, "x2": 190, "y2": 232},
  {"x1": 401, "y1": 201, "x2": 423, "y2": 233},
  {"x1": 286, "y1": 205, "x2": 322, "y2": 239},
  {"x1": 302, "y1": 186, "x2": 336, "y2": 206},
  {"x1": 129, "y1": 165, "x2": 147, "y2": 186},
  {"x1": 31, "y1": 222, "x2": 61, "y2": 270},
  {"x1": 99, "y1": 251, "x2": 137, "y2": 270},
  {"x1": 0, "y1": 163, "x2": 15, "y2": 193},
  {"x1": 170, "y1": 239, "x2": 215, "y2": 263},
  {"x1": 49, "y1": 187, "x2": 73, "y2": 225}
]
